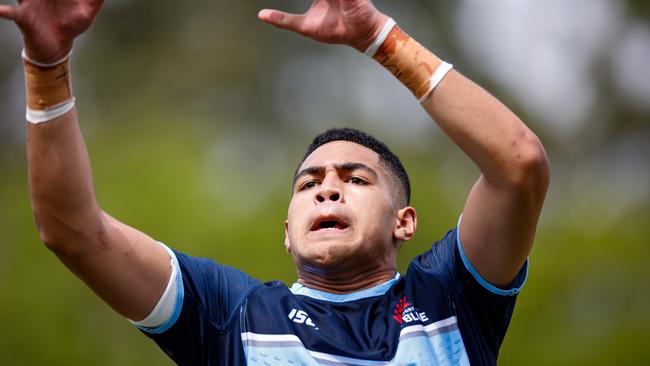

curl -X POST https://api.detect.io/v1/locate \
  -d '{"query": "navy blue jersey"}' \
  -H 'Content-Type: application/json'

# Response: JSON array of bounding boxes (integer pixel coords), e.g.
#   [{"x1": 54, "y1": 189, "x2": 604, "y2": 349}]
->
[{"x1": 135, "y1": 226, "x2": 527, "y2": 365}]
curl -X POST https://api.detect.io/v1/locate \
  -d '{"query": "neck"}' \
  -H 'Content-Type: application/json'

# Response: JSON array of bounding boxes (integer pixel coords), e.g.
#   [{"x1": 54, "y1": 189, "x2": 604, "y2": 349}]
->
[{"x1": 296, "y1": 266, "x2": 397, "y2": 294}]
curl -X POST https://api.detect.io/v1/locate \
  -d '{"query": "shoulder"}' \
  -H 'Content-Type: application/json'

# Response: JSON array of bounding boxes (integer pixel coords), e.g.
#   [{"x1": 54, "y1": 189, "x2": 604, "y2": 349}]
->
[
  {"x1": 162, "y1": 248, "x2": 264, "y2": 330},
  {"x1": 408, "y1": 226, "x2": 528, "y2": 297},
  {"x1": 173, "y1": 250, "x2": 262, "y2": 293},
  {"x1": 408, "y1": 228, "x2": 458, "y2": 290}
]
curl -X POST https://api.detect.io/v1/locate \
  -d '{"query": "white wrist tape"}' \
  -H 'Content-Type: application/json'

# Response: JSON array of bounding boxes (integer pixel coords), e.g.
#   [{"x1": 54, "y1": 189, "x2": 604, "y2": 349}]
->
[
  {"x1": 419, "y1": 61, "x2": 454, "y2": 103},
  {"x1": 364, "y1": 17, "x2": 396, "y2": 57},
  {"x1": 26, "y1": 98, "x2": 76, "y2": 124},
  {"x1": 21, "y1": 48, "x2": 73, "y2": 68}
]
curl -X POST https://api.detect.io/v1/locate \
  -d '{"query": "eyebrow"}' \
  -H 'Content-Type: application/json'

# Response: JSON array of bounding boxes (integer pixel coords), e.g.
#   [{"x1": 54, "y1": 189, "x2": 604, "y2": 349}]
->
[{"x1": 293, "y1": 162, "x2": 378, "y2": 187}]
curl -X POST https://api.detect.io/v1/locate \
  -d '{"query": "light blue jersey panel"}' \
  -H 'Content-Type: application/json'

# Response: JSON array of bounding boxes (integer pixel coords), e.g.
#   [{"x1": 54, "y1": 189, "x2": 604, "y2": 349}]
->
[{"x1": 241, "y1": 316, "x2": 469, "y2": 366}]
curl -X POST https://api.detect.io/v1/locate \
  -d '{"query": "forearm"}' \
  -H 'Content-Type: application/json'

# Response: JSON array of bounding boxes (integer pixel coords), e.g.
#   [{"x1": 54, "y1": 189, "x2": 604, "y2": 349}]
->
[
  {"x1": 369, "y1": 17, "x2": 549, "y2": 285},
  {"x1": 25, "y1": 58, "x2": 103, "y2": 253},
  {"x1": 28, "y1": 115, "x2": 103, "y2": 246},
  {"x1": 422, "y1": 71, "x2": 548, "y2": 188},
  {"x1": 369, "y1": 19, "x2": 548, "y2": 188}
]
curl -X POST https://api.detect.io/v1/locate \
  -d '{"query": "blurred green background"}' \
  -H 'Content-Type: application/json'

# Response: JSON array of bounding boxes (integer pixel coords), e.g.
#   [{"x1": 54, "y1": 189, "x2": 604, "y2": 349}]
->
[{"x1": 1, "y1": 0, "x2": 649, "y2": 365}]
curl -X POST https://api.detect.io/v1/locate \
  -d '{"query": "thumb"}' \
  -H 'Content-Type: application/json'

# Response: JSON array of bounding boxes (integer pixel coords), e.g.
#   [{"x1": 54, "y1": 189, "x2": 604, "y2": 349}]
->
[
  {"x1": 258, "y1": 9, "x2": 306, "y2": 33},
  {"x1": 0, "y1": 5, "x2": 17, "y2": 21}
]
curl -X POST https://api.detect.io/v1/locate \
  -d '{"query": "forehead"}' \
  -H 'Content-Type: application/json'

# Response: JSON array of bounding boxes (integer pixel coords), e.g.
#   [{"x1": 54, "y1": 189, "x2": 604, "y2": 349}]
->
[{"x1": 300, "y1": 141, "x2": 381, "y2": 171}]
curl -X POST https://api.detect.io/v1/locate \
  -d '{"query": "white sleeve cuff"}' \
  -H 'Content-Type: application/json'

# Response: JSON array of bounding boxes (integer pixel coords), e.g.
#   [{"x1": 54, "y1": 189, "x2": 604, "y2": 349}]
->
[{"x1": 128, "y1": 242, "x2": 181, "y2": 329}]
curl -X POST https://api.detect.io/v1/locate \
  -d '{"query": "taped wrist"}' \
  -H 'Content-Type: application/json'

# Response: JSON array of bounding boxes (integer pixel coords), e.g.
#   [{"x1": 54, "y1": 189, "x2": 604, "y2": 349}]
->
[
  {"x1": 23, "y1": 50, "x2": 75, "y2": 124},
  {"x1": 366, "y1": 19, "x2": 453, "y2": 102}
]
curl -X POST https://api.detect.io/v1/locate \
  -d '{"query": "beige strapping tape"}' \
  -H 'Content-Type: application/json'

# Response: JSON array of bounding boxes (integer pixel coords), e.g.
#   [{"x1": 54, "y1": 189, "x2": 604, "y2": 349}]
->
[
  {"x1": 372, "y1": 26, "x2": 443, "y2": 101},
  {"x1": 24, "y1": 59, "x2": 73, "y2": 111}
]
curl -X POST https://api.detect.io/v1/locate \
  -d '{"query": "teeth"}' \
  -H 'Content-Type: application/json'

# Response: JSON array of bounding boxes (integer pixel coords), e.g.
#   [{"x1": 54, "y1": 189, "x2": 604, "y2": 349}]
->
[{"x1": 315, "y1": 220, "x2": 347, "y2": 230}]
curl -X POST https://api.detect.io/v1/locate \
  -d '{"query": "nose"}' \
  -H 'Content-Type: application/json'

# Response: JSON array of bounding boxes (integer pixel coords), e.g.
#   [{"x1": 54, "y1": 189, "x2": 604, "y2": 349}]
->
[
  {"x1": 315, "y1": 178, "x2": 342, "y2": 204},
  {"x1": 315, "y1": 189, "x2": 340, "y2": 203}
]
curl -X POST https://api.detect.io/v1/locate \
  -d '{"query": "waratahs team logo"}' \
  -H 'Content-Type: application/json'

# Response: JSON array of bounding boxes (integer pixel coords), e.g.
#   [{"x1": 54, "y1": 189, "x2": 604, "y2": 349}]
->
[{"x1": 393, "y1": 296, "x2": 429, "y2": 325}]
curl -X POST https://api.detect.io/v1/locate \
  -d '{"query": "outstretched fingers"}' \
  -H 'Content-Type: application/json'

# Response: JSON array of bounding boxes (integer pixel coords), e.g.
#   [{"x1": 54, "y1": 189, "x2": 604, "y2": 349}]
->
[
  {"x1": 258, "y1": 9, "x2": 306, "y2": 33},
  {"x1": 0, "y1": 5, "x2": 17, "y2": 21}
]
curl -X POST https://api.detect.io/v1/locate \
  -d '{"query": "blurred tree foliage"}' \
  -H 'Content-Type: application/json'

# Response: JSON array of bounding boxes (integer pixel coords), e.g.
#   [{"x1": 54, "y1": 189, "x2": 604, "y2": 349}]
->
[{"x1": 0, "y1": 0, "x2": 648, "y2": 365}]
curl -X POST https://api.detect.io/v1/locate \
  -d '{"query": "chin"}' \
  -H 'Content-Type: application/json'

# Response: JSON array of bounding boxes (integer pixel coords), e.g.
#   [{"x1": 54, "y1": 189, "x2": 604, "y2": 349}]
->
[{"x1": 299, "y1": 239, "x2": 362, "y2": 270}]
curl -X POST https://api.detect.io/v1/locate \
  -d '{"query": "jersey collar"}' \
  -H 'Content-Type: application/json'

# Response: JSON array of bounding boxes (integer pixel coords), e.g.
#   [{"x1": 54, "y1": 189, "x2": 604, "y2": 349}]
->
[{"x1": 289, "y1": 273, "x2": 401, "y2": 302}]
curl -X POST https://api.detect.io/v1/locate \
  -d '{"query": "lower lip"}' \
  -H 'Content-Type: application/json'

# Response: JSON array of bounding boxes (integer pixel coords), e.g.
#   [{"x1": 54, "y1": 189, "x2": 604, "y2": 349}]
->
[{"x1": 311, "y1": 227, "x2": 350, "y2": 233}]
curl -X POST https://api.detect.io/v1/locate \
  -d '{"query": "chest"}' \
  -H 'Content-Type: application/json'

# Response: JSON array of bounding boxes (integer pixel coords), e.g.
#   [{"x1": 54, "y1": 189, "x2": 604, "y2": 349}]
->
[{"x1": 238, "y1": 284, "x2": 470, "y2": 365}]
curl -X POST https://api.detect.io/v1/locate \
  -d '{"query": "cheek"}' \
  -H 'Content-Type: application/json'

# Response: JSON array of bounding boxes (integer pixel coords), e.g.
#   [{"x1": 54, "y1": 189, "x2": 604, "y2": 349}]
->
[
  {"x1": 286, "y1": 199, "x2": 307, "y2": 233},
  {"x1": 355, "y1": 197, "x2": 395, "y2": 232}
]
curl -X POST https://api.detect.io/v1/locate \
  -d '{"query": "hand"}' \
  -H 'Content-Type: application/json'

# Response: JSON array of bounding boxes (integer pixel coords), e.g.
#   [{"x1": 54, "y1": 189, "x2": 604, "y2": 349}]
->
[
  {"x1": 258, "y1": 0, "x2": 388, "y2": 52},
  {"x1": 0, "y1": 0, "x2": 104, "y2": 63}
]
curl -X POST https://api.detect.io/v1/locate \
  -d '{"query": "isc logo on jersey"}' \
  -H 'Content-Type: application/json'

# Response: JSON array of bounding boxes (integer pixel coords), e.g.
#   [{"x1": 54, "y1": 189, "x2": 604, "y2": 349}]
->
[{"x1": 288, "y1": 308, "x2": 318, "y2": 329}]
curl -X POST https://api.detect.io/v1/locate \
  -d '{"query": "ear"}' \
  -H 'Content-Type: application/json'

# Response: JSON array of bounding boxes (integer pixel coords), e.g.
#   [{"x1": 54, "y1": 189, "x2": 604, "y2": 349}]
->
[
  {"x1": 393, "y1": 206, "x2": 417, "y2": 242},
  {"x1": 284, "y1": 220, "x2": 292, "y2": 253}
]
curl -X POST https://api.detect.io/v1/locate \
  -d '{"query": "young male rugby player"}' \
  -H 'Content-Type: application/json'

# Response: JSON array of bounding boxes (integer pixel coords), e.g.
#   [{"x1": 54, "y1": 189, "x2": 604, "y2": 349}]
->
[{"x1": 0, "y1": 0, "x2": 550, "y2": 364}]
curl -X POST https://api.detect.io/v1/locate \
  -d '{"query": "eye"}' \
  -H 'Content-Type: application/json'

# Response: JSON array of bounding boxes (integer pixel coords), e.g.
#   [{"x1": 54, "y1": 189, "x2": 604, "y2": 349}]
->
[
  {"x1": 298, "y1": 180, "x2": 319, "y2": 191},
  {"x1": 346, "y1": 176, "x2": 367, "y2": 185}
]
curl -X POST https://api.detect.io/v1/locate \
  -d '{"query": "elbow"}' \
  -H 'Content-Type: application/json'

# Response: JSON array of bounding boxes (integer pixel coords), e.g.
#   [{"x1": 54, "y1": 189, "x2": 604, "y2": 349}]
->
[
  {"x1": 507, "y1": 133, "x2": 551, "y2": 196},
  {"x1": 33, "y1": 210, "x2": 63, "y2": 251},
  {"x1": 38, "y1": 229, "x2": 80, "y2": 256},
  {"x1": 34, "y1": 210, "x2": 105, "y2": 257},
  {"x1": 38, "y1": 230, "x2": 65, "y2": 253}
]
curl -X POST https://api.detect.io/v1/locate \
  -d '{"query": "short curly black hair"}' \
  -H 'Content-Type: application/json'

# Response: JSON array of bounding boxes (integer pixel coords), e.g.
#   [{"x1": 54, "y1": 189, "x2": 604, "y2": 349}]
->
[{"x1": 295, "y1": 127, "x2": 411, "y2": 206}]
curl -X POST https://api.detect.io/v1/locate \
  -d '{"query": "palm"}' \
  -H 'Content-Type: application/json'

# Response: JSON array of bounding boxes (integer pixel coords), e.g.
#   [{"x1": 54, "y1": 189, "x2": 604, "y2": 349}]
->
[
  {"x1": 0, "y1": 0, "x2": 103, "y2": 62},
  {"x1": 259, "y1": 0, "x2": 386, "y2": 51}
]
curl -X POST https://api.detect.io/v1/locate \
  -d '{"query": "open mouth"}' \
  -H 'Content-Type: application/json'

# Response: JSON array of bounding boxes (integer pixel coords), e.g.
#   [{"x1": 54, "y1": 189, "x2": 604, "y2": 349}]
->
[{"x1": 311, "y1": 218, "x2": 350, "y2": 231}]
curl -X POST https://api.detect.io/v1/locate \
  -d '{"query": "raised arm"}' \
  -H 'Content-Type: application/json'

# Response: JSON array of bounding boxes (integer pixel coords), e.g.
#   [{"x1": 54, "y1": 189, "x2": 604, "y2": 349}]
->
[
  {"x1": 0, "y1": 0, "x2": 171, "y2": 320},
  {"x1": 259, "y1": 0, "x2": 550, "y2": 287},
  {"x1": 421, "y1": 70, "x2": 549, "y2": 286}
]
